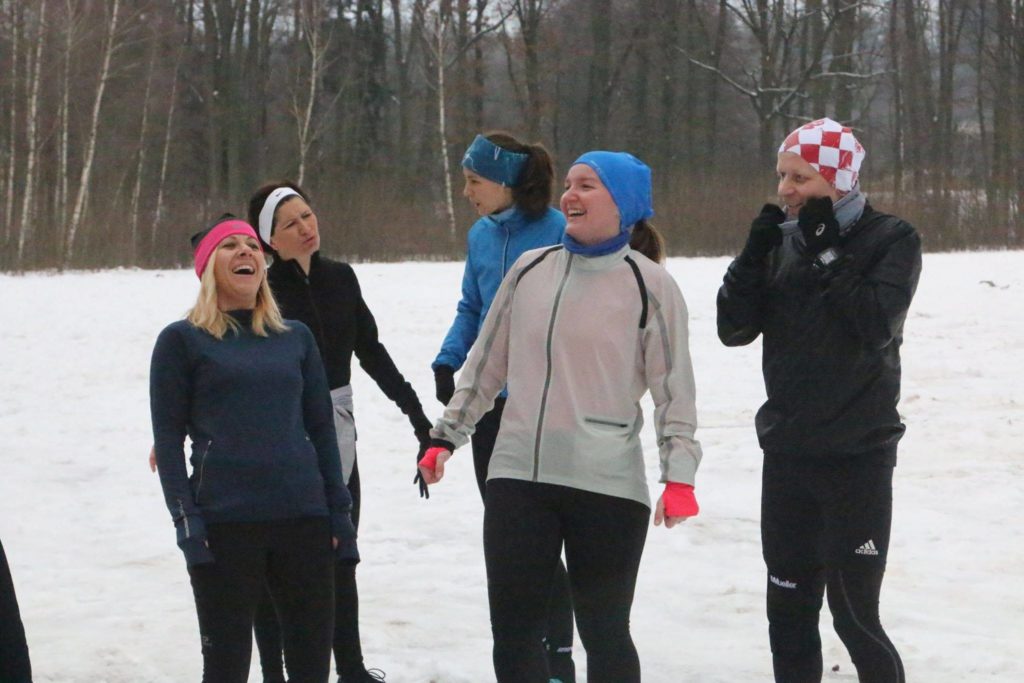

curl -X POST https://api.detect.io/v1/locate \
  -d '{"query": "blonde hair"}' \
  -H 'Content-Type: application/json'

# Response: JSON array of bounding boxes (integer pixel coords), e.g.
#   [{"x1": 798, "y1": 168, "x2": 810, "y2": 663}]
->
[{"x1": 187, "y1": 255, "x2": 288, "y2": 339}]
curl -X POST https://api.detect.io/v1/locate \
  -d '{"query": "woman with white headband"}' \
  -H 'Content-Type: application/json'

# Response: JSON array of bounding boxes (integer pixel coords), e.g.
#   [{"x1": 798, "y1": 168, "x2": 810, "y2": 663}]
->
[
  {"x1": 246, "y1": 182, "x2": 431, "y2": 683},
  {"x1": 150, "y1": 215, "x2": 357, "y2": 682}
]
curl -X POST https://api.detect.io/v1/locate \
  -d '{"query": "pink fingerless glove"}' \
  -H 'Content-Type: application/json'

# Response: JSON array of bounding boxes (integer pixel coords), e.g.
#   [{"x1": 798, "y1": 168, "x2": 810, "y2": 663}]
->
[
  {"x1": 417, "y1": 446, "x2": 448, "y2": 472},
  {"x1": 663, "y1": 482, "x2": 699, "y2": 518}
]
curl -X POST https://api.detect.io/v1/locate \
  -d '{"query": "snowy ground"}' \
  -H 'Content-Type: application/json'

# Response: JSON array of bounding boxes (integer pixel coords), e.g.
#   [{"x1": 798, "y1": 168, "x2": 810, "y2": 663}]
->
[{"x1": 1, "y1": 251, "x2": 1021, "y2": 682}]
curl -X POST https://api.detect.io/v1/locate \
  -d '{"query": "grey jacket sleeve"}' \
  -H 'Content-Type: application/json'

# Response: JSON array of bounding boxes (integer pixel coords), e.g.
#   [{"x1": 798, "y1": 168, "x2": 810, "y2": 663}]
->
[
  {"x1": 643, "y1": 274, "x2": 703, "y2": 486},
  {"x1": 431, "y1": 259, "x2": 517, "y2": 448}
]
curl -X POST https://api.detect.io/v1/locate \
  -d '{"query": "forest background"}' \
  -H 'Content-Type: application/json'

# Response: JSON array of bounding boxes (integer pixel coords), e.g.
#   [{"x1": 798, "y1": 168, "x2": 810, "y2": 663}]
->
[{"x1": 0, "y1": 0, "x2": 1021, "y2": 271}]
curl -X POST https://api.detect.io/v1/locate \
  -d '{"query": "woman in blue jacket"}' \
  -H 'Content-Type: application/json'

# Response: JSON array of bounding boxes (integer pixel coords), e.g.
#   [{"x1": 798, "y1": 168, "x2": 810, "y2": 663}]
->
[
  {"x1": 431, "y1": 132, "x2": 574, "y2": 681},
  {"x1": 150, "y1": 216, "x2": 357, "y2": 683}
]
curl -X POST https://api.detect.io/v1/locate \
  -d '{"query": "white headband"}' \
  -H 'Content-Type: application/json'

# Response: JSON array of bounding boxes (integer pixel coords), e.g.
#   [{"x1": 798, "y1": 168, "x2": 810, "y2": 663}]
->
[{"x1": 258, "y1": 187, "x2": 301, "y2": 244}]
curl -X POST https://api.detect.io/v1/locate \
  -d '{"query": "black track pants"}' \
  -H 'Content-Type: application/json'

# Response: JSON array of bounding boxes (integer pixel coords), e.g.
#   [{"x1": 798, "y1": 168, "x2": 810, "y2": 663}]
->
[
  {"x1": 254, "y1": 461, "x2": 366, "y2": 681},
  {"x1": 484, "y1": 478, "x2": 648, "y2": 683},
  {"x1": 189, "y1": 517, "x2": 334, "y2": 683},
  {"x1": 762, "y1": 451, "x2": 905, "y2": 683},
  {"x1": 473, "y1": 399, "x2": 576, "y2": 681},
  {"x1": 0, "y1": 538, "x2": 32, "y2": 683}
]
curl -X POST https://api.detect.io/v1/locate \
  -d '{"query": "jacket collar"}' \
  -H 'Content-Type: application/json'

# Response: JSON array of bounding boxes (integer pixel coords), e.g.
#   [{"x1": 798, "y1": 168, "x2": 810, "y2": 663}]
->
[
  {"x1": 569, "y1": 242, "x2": 632, "y2": 271},
  {"x1": 272, "y1": 250, "x2": 321, "y2": 281},
  {"x1": 485, "y1": 205, "x2": 524, "y2": 231}
]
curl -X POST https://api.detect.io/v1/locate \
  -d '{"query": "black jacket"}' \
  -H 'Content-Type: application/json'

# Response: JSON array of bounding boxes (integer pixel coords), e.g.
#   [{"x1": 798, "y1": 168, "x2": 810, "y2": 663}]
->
[
  {"x1": 717, "y1": 204, "x2": 922, "y2": 458},
  {"x1": 268, "y1": 252, "x2": 431, "y2": 436}
]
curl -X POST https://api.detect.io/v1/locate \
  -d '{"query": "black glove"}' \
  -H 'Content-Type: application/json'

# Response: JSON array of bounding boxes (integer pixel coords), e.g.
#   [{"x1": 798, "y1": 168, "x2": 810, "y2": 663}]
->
[
  {"x1": 413, "y1": 425, "x2": 432, "y2": 499},
  {"x1": 798, "y1": 196, "x2": 841, "y2": 269},
  {"x1": 434, "y1": 365, "x2": 455, "y2": 405},
  {"x1": 738, "y1": 204, "x2": 786, "y2": 265}
]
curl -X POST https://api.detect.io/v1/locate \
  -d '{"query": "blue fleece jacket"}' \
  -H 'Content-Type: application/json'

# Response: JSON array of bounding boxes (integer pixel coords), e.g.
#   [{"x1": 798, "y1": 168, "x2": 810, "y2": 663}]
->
[
  {"x1": 434, "y1": 206, "x2": 565, "y2": 372},
  {"x1": 150, "y1": 311, "x2": 355, "y2": 566}
]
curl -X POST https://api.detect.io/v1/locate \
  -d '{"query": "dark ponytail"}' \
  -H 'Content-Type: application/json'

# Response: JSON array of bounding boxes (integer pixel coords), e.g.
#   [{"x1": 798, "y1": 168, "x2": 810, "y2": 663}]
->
[
  {"x1": 630, "y1": 219, "x2": 666, "y2": 263},
  {"x1": 484, "y1": 132, "x2": 555, "y2": 218}
]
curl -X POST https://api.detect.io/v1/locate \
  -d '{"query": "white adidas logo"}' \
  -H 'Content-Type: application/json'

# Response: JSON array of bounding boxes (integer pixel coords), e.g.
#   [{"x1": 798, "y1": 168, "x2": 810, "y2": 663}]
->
[{"x1": 855, "y1": 539, "x2": 880, "y2": 556}]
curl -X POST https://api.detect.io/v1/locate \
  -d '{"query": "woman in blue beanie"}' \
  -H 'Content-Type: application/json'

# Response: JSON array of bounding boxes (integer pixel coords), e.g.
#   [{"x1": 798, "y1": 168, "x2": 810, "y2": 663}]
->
[
  {"x1": 150, "y1": 216, "x2": 358, "y2": 682},
  {"x1": 419, "y1": 152, "x2": 703, "y2": 682},
  {"x1": 431, "y1": 132, "x2": 577, "y2": 680}
]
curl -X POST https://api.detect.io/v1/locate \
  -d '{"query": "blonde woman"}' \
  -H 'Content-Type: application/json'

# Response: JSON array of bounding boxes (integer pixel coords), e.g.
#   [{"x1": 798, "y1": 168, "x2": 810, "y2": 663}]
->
[{"x1": 150, "y1": 215, "x2": 357, "y2": 683}]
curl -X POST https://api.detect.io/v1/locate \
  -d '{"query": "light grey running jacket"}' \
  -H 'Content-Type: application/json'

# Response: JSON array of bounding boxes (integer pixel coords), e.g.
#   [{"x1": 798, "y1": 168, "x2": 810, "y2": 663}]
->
[{"x1": 432, "y1": 243, "x2": 702, "y2": 507}]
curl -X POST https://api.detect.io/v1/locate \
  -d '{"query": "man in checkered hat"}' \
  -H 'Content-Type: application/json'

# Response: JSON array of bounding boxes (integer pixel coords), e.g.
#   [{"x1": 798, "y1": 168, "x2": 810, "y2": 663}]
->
[{"x1": 717, "y1": 117, "x2": 921, "y2": 683}]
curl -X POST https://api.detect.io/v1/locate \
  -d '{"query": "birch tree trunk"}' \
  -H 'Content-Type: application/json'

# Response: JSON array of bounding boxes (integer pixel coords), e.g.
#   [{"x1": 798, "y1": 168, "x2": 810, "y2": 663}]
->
[
  {"x1": 296, "y1": 6, "x2": 324, "y2": 186},
  {"x1": 436, "y1": 12, "x2": 457, "y2": 240},
  {"x1": 4, "y1": 1, "x2": 21, "y2": 245},
  {"x1": 889, "y1": 0, "x2": 904, "y2": 201},
  {"x1": 57, "y1": 0, "x2": 75, "y2": 239},
  {"x1": 152, "y1": 46, "x2": 184, "y2": 262},
  {"x1": 64, "y1": 0, "x2": 121, "y2": 268},
  {"x1": 131, "y1": 41, "x2": 157, "y2": 263},
  {"x1": 17, "y1": 0, "x2": 45, "y2": 264}
]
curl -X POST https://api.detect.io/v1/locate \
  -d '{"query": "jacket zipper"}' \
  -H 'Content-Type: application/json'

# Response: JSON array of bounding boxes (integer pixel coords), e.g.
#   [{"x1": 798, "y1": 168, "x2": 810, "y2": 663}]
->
[
  {"x1": 502, "y1": 225, "x2": 510, "y2": 276},
  {"x1": 195, "y1": 439, "x2": 213, "y2": 503},
  {"x1": 294, "y1": 261, "x2": 328, "y2": 354},
  {"x1": 177, "y1": 499, "x2": 190, "y2": 537},
  {"x1": 532, "y1": 253, "x2": 574, "y2": 481}
]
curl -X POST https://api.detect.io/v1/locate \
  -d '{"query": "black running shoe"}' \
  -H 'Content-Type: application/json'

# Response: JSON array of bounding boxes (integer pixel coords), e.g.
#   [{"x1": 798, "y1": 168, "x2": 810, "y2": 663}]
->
[{"x1": 338, "y1": 668, "x2": 386, "y2": 683}]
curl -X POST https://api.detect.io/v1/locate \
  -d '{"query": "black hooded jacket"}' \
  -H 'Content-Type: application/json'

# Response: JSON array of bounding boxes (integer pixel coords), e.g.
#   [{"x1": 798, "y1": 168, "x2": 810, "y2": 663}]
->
[
  {"x1": 268, "y1": 252, "x2": 431, "y2": 435},
  {"x1": 717, "y1": 204, "x2": 922, "y2": 459}
]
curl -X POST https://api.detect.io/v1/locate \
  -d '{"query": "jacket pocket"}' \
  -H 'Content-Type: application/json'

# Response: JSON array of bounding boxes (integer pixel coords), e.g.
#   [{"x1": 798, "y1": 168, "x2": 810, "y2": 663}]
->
[{"x1": 583, "y1": 415, "x2": 630, "y2": 430}]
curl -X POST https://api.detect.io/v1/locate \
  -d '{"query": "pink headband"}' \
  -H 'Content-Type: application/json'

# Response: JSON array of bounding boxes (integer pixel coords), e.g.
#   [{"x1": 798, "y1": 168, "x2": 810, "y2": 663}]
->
[
  {"x1": 193, "y1": 219, "x2": 262, "y2": 279},
  {"x1": 778, "y1": 117, "x2": 865, "y2": 192}
]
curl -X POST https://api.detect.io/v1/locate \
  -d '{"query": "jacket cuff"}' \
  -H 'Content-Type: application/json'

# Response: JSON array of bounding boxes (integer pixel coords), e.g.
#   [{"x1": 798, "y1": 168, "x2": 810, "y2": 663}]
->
[
  {"x1": 178, "y1": 535, "x2": 214, "y2": 567},
  {"x1": 174, "y1": 513, "x2": 207, "y2": 545},
  {"x1": 429, "y1": 437, "x2": 456, "y2": 452},
  {"x1": 331, "y1": 512, "x2": 360, "y2": 566}
]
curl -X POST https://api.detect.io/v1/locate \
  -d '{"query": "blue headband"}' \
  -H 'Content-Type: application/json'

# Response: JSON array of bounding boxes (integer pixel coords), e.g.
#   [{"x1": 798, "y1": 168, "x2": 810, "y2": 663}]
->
[
  {"x1": 462, "y1": 135, "x2": 529, "y2": 187},
  {"x1": 572, "y1": 151, "x2": 654, "y2": 230}
]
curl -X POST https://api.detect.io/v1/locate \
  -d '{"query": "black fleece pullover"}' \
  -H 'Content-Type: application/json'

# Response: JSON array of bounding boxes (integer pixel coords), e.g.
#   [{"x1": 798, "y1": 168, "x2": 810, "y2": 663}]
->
[{"x1": 150, "y1": 311, "x2": 354, "y2": 564}]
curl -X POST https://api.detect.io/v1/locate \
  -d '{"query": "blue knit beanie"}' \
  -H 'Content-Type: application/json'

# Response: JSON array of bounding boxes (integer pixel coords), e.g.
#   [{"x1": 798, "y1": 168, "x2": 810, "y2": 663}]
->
[{"x1": 572, "y1": 151, "x2": 654, "y2": 230}]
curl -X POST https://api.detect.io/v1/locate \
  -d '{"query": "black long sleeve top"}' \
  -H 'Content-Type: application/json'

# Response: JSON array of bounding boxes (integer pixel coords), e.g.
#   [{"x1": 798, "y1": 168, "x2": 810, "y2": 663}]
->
[{"x1": 267, "y1": 252, "x2": 431, "y2": 435}]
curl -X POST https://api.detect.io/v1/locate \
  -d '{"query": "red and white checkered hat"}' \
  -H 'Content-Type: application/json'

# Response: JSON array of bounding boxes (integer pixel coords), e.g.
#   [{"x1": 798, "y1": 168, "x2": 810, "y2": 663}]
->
[{"x1": 778, "y1": 118, "x2": 865, "y2": 192}]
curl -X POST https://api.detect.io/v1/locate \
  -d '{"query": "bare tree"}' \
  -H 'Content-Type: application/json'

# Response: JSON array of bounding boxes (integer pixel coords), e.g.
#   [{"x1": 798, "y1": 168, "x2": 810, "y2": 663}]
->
[
  {"x1": 684, "y1": 1, "x2": 876, "y2": 163},
  {"x1": 292, "y1": 2, "x2": 331, "y2": 185},
  {"x1": 508, "y1": 0, "x2": 553, "y2": 140},
  {"x1": 417, "y1": 0, "x2": 510, "y2": 239},
  {"x1": 56, "y1": 0, "x2": 81, "y2": 237},
  {"x1": 935, "y1": 0, "x2": 970, "y2": 195},
  {"x1": 64, "y1": 0, "x2": 122, "y2": 268},
  {"x1": 16, "y1": 0, "x2": 45, "y2": 264},
  {"x1": 4, "y1": 1, "x2": 22, "y2": 245},
  {"x1": 130, "y1": 36, "x2": 159, "y2": 263},
  {"x1": 152, "y1": 44, "x2": 184, "y2": 262}
]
